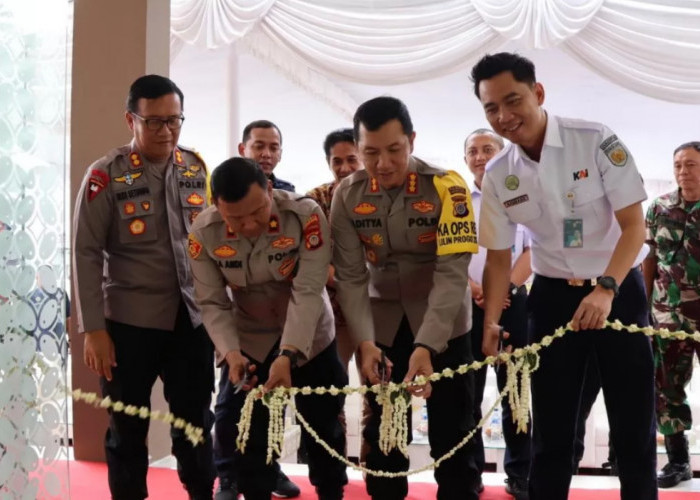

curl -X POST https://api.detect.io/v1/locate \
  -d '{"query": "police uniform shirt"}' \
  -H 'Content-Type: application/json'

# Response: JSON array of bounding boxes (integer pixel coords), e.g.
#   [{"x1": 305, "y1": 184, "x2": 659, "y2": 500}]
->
[
  {"x1": 331, "y1": 156, "x2": 478, "y2": 354},
  {"x1": 479, "y1": 114, "x2": 648, "y2": 279},
  {"x1": 469, "y1": 185, "x2": 530, "y2": 285},
  {"x1": 187, "y1": 190, "x2": 334, "y2": 365},
  {"x1": 73, "y1": 142, "x2": 208, "y2": 333}
]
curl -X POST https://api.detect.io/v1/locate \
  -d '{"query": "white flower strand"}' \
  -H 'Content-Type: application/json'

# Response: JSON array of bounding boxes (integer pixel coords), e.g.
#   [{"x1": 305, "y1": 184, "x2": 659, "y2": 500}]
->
[
  {"x1": 64, "y1": 320, "x2": 700, "y2": 477},
  {"x1": 376, "y1": 383, "x2": 410, "y2": 457}
]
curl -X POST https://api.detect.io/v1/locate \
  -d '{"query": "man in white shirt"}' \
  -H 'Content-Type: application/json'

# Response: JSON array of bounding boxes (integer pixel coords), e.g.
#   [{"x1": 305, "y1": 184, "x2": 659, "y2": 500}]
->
[{"x1": 470, "y1": 52, "x2": 657, "y2": 500}]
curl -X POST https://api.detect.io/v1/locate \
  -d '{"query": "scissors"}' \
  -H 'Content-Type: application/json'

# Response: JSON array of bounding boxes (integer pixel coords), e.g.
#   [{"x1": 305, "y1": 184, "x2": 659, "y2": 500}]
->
[
  {"x1": 233, "y1": 361, "x2": 252, "y2": 394},
  {"x1": 378, "y1": 351, "x2": 388, "y2": 385},
  {"x1": 496, "y1": 326, "x2": 505, "y2": 373}
]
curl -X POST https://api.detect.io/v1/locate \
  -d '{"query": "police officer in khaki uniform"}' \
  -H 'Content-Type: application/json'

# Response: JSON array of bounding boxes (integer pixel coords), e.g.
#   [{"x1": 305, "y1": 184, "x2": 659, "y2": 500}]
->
[
  {"x1": 72, "y1": 75, "x2": 215, "y2": 500},
  {"x1": 331, "y1": 96, "x2": 482, "y2": 500},
  {"x1": 188, "y1": 157, "x2": 348, "y2": 500}
]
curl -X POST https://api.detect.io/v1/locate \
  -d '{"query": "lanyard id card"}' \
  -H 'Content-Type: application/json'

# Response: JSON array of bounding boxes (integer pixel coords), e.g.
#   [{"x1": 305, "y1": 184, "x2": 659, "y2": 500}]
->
[{"x1": 564, "y1": 218, "x2": 583, "y2": 248}]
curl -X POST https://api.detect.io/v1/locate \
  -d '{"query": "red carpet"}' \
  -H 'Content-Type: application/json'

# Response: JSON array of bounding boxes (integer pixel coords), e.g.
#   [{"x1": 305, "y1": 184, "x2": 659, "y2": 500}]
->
[{"x1": 68, "y1": 461, "x2": 697, "y2": 499}]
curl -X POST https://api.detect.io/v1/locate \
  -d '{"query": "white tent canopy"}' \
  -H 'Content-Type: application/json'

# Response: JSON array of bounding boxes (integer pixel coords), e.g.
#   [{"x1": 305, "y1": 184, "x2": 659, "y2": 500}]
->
[
  {"x1": 172, "y1": 0, "x2": 700, "y2": 106},
  {"x1": 169, "y1": 0, "x2": 700, "y2": 194}
]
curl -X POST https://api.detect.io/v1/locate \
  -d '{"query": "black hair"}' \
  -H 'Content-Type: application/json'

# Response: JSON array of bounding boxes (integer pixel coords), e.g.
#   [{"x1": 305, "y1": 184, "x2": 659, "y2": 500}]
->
[
  {"x1": 126, "y1": 75, "x2": 184, "y2": 113},
  {"x1": 353, "y1": 96, "x2": 413, "y2": 141},
  {"x1": 464, "y1": 128, "x2": 504, "y2": 151},
  {"x1": 210, "y1": 157, "x2": 268, "y2": 203},
  {"x1": 323, "y1": 128, "x2": 355, "y2": 160},
  {"x1": 470, "y1": 52, "x2": 537, "y2": 98},
  {"x1": 241, "y1": 120, "x2": 283, "y2": 146},
  {"x1": 674, "y1": 141, "x2": 700, "y2": 156}
]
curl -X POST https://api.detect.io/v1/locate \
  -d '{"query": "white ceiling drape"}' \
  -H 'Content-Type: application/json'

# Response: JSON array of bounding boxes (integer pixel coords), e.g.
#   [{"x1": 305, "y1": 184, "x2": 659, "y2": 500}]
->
[{"x1": 171, "y1": 0, "x2": 700, "y2": 104}]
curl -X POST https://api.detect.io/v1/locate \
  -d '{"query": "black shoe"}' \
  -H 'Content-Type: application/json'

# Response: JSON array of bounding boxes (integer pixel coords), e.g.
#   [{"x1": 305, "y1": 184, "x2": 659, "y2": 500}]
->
[
  {"x1": 658, "y1": 462, "x2": 692, "y2": 488},
  {"x1": 602, "y1": 460, "x2": 618, "y2": 476},
  {"x1": 505, "y1": 477, "x2": 529, "y2": 500},
  {"x1": 272, "y1": 471, "x2": 301, "y2": 498},
  {"x1": 214, "y1": 480, "x2": 238, "y2": 500}
]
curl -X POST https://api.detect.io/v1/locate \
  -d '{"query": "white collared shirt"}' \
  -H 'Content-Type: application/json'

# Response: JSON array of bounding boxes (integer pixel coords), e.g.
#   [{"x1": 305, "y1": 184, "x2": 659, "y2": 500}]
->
[
  {"x1": 469, "y1": 185, "x2": 530, "y2": 285},
  {"x1": 479, "y1": 114, "x2": 647, "y2": 279}
]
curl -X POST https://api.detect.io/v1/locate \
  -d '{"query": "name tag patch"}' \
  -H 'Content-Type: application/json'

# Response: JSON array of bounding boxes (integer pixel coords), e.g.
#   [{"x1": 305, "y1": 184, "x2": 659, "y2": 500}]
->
[{"x1": 503, "y1": 194, "x2": 529, "y2": 208}]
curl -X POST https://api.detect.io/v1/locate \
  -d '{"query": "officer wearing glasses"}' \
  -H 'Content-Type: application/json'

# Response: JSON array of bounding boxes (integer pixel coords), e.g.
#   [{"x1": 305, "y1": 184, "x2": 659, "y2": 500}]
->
[{"x1": 73, "y1": 75, "x2": 216, "y2": 500}]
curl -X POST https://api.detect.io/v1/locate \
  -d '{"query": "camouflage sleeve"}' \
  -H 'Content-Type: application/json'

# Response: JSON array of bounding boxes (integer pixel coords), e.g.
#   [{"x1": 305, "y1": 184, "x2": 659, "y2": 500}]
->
[{"x1": 644, "y1": 200, "x2": 657, "y2": 250}]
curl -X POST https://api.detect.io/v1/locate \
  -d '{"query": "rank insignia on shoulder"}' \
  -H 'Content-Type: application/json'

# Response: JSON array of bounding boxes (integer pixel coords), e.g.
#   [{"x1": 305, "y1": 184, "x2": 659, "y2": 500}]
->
[
  {"x1": 406, "y1": 172, "x2": 418, "y2": 194},
  {"x1": 600, "y1": 134, "x2": 628, "y2": 167},
  {"x1": 113, "y1": 171, "x2": 142, "y2": 186},
  {"x1": 213, "y1": 245, "x2": 237, "y2": 258},
  {"x1": 353, "y1": 202, "x2": 377, "y2": 215},
  {"x1": 188, "y1": 233, "x2": 203, "y2": 259},
  {"x1": 186, "y1": 192, "x2": 205, "y2": 206},
  {"x1": 129, "y1": 218, "x2": 146, "y2": 235},
  {"x1": 268, "y1": 215, "x2": 280, "y2": 233},
  {"x1": 369, "y1": 178, "x2": 380, "y2": 193},
  {"x1": 272, "y1": 235, "x2": 295, "y2": 250},
  {"x1": 129, "y1": 152, "x2": 143, "y2": 169},
  {"x1": 411, "y1": 200, "x2": 435, "y2": 213},
  {"x1": 173, "y1": 148, "x2": 185, "y2": 166},
  {"x1": 87, "y1": 170, "x2": 109, "y2": 202}
]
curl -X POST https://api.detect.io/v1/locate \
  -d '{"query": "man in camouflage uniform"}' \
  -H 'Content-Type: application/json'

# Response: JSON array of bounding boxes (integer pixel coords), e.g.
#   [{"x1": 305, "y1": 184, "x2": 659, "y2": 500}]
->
[{"x1": 643, "y1": 141, "x2": 700, "y2": 488}]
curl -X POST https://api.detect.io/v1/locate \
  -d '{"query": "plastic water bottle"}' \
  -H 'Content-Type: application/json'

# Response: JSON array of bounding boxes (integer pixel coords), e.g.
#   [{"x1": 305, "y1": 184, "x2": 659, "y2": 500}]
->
[
  {"x1": 417, "y1": 403, "x2": 429, "y2": 436},
  {"x1": 488, "y1": 407, "x2": 503, "y2": 441}
]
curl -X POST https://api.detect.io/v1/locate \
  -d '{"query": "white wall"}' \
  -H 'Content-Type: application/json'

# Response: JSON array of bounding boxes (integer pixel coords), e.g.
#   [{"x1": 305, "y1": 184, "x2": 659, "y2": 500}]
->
[{"x1": 171, "y1": 42, "x2": 700, "y2": 196}]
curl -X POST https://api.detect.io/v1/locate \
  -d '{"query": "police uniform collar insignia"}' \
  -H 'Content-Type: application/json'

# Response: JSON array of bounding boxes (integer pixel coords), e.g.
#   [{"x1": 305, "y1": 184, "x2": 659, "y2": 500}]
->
[
  {"x1": 129, "y1": 151, "x2": 143, "y2": 170},
  {"x1": 268, "y1": 215, "x2": 280, "y2": 234},
  {"x1": 113, "y1": 171, "x2": 143, "y2": 185},
  {"x1": 225, "y1": 225, "x2": 238, "y2": 239},
  {"x1": 367, "y1": 177, "x2": 381, "y2": 194},
  {"x1": 405, "y1": 172, "x2": 419, "y2": 195},
  {"x1": 173, "y1": 147, "x2": 186, "y2": 167}
]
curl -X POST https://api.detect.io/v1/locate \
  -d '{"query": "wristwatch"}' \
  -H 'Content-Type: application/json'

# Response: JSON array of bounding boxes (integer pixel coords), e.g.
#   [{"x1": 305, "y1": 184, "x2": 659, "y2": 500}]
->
[
  {"x1": 597, "y1": 276, "x2": 619, "y2": 297},
  {"x1": 275, "y1": 349, "x2": 299, "y2": 368}
]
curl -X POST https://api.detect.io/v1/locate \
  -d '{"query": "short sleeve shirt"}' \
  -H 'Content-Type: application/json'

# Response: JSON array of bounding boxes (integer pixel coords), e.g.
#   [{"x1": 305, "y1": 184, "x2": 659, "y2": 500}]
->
[{"x1": 479, "y1": 114, "x2": 647, "y2": 279}]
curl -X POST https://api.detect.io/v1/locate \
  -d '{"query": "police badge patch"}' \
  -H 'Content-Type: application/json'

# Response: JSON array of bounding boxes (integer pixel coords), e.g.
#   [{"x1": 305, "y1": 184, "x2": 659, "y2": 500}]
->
[{"x1": 188, "y1": 233, "x2": 203, "y2": 259}]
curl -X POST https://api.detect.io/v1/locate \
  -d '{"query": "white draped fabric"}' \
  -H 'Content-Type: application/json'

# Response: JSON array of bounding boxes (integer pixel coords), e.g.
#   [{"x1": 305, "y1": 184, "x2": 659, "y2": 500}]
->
[{"x1": 171, "y1": 0, "x2": 700, "y2": 104}]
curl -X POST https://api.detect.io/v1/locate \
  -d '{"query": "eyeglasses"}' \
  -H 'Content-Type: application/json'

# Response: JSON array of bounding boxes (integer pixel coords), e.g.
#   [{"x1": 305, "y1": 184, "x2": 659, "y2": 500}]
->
[{"x1": 131, "y1": 113, "x2": 185, "y2": 131}]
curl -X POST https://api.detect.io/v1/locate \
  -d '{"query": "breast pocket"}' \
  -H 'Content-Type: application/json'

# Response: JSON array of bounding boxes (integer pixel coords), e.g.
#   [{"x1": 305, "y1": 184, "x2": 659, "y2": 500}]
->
[
  {"x1": 116, "y1": 198, "x2": 157, "y2": 243},
  {"x1": 504, "y1": 198, "x2": 542, "y2": 224}
]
